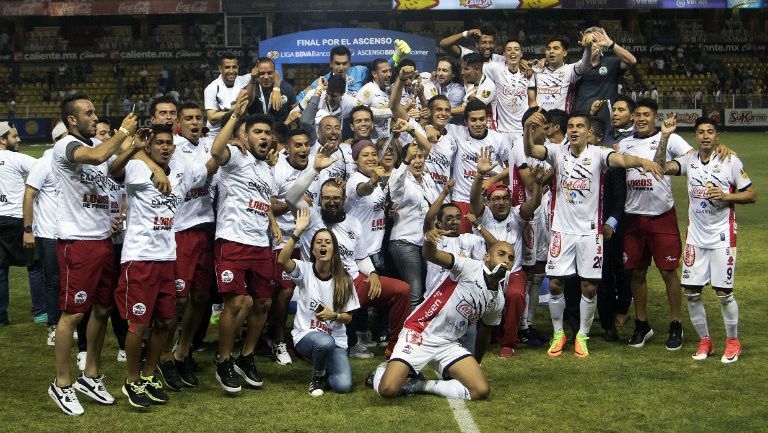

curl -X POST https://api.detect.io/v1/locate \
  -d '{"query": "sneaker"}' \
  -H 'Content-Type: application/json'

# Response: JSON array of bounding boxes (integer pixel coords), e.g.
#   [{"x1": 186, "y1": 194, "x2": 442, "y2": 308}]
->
[
  {"x1": 273, "y1": 342, "x2": 293, "y2": 365},
  {"x1": 175, "y1": 355, "x2": 198, "y2": 387},
  {"x1": 358, "y1": 331, "x2": 376, "y2": 348},
  {"x1": 47, "y1": 326, "x2": 56, "y2": 347},
  {"x1": 349, "y1": 342, "x2": 374, "y2": 359},
  {"x1": 498, "y1": 346, "x2": 515, "y2": 358},
  {"x1": 547, "y1": 330, "x2": 566, "y2": 357},
  {"x1": 308, "y1": 375, "x2": 325, "y2": 397},
  {"x1": 518, "y1": 328, "x2": 545, "y2": 347},
  {"x1": 692, "y1": 337, "x2": 714, "y2": 361},
  {"x1": 234, "y1": 352, "x2": 263, "y2": 388},
  {"x1": 628, "y1": 320, "x2": 654, "y2": 348},
  {"x1": 376, "y1": 334, "x2": 388, "y2": 348},
  {"x1": 33, "y1": 312, "x2": 48, "y2": 324},
  {"x1": 157, "y1": 360, "x2": 184, "y2": 391},
  {"x1": 721, "y1": 338, "x2": 741, "y2": 364},
  {"x1": 73, "y1": 373, "x2": 115, "y2": 405},
  {"x1": 574, "y1": 332, "x2": 590, "y2": 358},
  {"x1": 529, "y1": 327, "x2": 550, "y2": 343},
  {"x1": 143, "y1": 376, "x2": 169, "y2": 404},
  {"x1": 215, "y1": 356, "x2": 242, "y2": 393},
  {"x1": 122, "y1": 380, "x2": 151, "y2": 408},
  {"x1": 116, "y1": 349, "x2": 127, "y2": 362},
  {"x1": 49, "y1": 382, "x2": 84, "y2": 416},
  {"x1": 665, "y1": 321, "x2": 684, "y2": 351},
  {"x1": 364, "y1": 371, "x2": 375, "y2": 389},
  {"x1": 76, "y1": 351, "x2": 87, "y2": 372}
]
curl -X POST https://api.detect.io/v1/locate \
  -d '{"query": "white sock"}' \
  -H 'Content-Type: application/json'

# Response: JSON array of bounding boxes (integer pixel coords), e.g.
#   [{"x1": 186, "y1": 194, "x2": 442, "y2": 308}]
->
[
  {"x1": 578, "y1": 295, "x2": 596, "y2": 336},
  {"x1": 373, "y1": 361, "x2": 388, "y2": 396},
  {"x1": 528, "y1": 274, "x2": 544, "y2": 324},
  {"x1": 424, "y1": 379, "x2": 471, "y2": 400},
  {"x1": 685, "y1": 292, "x2": 709, "y2": 338},
  {"x1": 718, "y1": 294, "x2": 739, "y2": 339},
  {"x1": 548, "y1": 293, "x2": 565, "y2": 333}
]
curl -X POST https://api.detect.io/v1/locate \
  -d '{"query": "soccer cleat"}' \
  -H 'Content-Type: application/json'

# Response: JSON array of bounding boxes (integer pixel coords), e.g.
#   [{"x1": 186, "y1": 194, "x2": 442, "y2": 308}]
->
[
  {"x1": 76, "y1": 351, "x2": 87, "y2": 372},
  {"x1": 498, "y1": 346, "x2": 515, "y2": 358},
  {"x1": 234, "y1": 352, "x2": 263, "y2": 388},
  {"x1": 47, "y1": 326, "x2": 56, "y2": 347},
  {"x1": 547, "y1": 330, "x2": 566, "y2": 357},
  {"x1": 574, "y1": 332, "x2": 590, "y2": 358},
  {"x1": 518, "y1": 328, "x2": 545, "y2": 347},
  {"x1": 349, "y1": 342, "x2": 374, "y2": 359},
  {"x1": 692, "y1": 337, "x2": 714, "y2": 360},
  {"x1": 73, "y1": 374, "x2": 115, "y2": 405},
  {"x1": 215, "y1": 356, "x2": 242, "y2": 394},
  {"x1": 49, "y1": 382, "x2": 84, "y2": 416},
  {"x1": 665, "y1": 320, "x2": 684, "y2": 351},
  {"x1": 175, "y1": 356, "x2": 198, "y2": 387},
  {"x1": 308, "y1": 376, "x2": 325, "y2": 397},
  {"x1": 143, "y1": 376, "x2": 169, "y2": 404},
  {"x1": 628, "y1": 320, "x2": 654, "y2": 348},
  {"x1": 273, "y1": 342, "x2": 293, "y2": 365},
  {"x1": 157, "y1": 360, "x2": 184, "y2": 391},
  {"x1": 122, "y1": 380, "x2": 151, "y2": 408},
  {"x1": 33, "y1": 312, "x2": 48, "y2": 324},
  {"x1": 210, "y1": 303, "x2": 223, "y2": 325},
  {"x1": 116, "y1": 350, "x2": 127, "y2": 362},
  {"x1": 721, "y1": 338, "x2": 742, "y2": 364}
]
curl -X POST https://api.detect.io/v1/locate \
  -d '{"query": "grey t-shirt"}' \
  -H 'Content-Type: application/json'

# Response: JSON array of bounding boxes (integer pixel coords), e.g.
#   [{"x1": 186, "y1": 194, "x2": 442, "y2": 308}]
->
[{"x1": 573, "y1": 55, "x2": 624, "y2": 115}]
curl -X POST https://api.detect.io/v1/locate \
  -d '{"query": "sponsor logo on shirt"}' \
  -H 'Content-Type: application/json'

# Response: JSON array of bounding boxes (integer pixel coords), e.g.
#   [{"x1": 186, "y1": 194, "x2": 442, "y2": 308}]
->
[
  {"x1": 455, "y1": 299, "x2": 479, "y2": 322},
  {"x1": 549, "y1": 231, "x2": 562, "y2": 258},
  {"x1": 152, "y1": 216, "x2": 174, "y2": 231},
  {"x1": 537, "y1": 86, "x2": 560, "y2": 95},
  {"x1": 185, "y1": 186, "x2": 210, "y2": 202},
  {"x1": 628, "y1": 177, "x2": 654, "y2": 190},
  {"x1": 562, "y1": 178, "x2": 591, "y2": 191}
]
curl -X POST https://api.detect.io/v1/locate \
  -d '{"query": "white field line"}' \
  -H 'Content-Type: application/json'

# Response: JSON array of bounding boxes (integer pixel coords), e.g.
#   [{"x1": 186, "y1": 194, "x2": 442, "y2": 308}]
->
[{"x1": 447, "y1": 398, "x2": 481, "y2": 433}]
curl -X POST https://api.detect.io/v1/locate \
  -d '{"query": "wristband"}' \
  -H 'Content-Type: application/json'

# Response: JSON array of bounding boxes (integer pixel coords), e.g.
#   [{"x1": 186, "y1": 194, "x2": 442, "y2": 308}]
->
[
  {"x1": 475, "y1": 224, "x2": 483, "y2": 231},
  {"x1": 290, "y1": 233, "x2": 300, "y2": 243},
  {"x1": 118, "y1": 127, "x2": 130, "y2": 136},
  {"x1": 335, "y1": 312, "x2": 340, "y2": 321},
  {"x1": 24, "y1": 225, "x2": 33, "y2": 234},
  {"x1": 272, "y1": 87, "x2": 280, "y2": 91},
  {"x1": 608, "y1": 42, "x2": 616, "y2": 50},
  {"x1": 463, "y1": 31, "x2": 469, "y2": 38}
]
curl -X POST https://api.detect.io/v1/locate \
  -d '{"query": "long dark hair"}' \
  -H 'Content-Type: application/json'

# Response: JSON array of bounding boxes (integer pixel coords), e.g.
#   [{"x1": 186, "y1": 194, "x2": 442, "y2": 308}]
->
[{"x1": 309, "y1": 229, "x2": 354, "y2": 311}]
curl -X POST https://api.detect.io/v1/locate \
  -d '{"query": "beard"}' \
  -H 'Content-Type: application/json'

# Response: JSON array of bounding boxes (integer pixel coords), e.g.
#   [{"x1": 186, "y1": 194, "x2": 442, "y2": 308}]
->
[{"x1": 321, "y1": 208, "x2": 346, "y2": 225}]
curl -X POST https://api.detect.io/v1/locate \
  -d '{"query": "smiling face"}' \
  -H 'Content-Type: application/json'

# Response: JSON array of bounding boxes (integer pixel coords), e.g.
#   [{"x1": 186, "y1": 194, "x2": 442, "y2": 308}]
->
[
  {"x1": 633, "y1": 106, "x2": 657, "y2": 136},
  {"x1": 487, "y1": 189, "x2": 512, "y2": 219},
  {"x1": 504, "y1": 41, "x2": 522, "y2": 67},
  {"x1": 246, "y1": 122, "x2": 273, "y2": 159},
  {"x1": 287, "y1": 132, "x2": 311, "y2": 168},
  {"x1": 311, "y1": 230, "x2": 335, "y2": 264},
  {"x1": 477, "y1": 35, "x2": 496, "y2": 61},
  {"x1": 255, "y1": 61, "x2": 276, "y2": 88},
  {"x1": 179, "y1": 108, "x2": 203, "y2": 143},
  {"x1": 320, "y1": 182, "x2": 345, "y2": 222},
  {"x1": 372, "y1": 62, "x2": 392, "y2": 88},
  {"x1": 355, "y1": 145, "x2": 378, "y2": 177},
  {"x1": 430, "y1": 99, "x2": 451, "y2": 128},
  {"x1": 148, "y1": 132, "x2": 176, "y2": 167},
  {"x1": 466, "y1": 109, "x2": 487, "y2": 138},
  {"x1": 567, "y1": 116, "x2": 590, "y2": 147},
  {"x1": 435, "y1": 60, "x2": 454, "y2": 85},
  {"x1": 219, "y1": 58, "x2": 239, "y2": 86},
  {"x1": 318, "y1": 116, "x2": 341, "y2": 147},
  {"x1": 351, "y1": 110, "x2": 373, "y2": 140}
]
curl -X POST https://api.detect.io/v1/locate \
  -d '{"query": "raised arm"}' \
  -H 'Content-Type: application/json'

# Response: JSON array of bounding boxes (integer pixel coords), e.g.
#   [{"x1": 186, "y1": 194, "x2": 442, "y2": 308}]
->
[
  {"x1": 519, "y1": 165, "x2": 545, "y2": 221},
  {"x1": 573, "y1": 33, "x2": 594, "y2": 77},
  {"x1": 470, "y1": 147, "x2": 498, "y2": 217},
  {"x1": 211, "y1": 90, "x2": 248, "y2": 166},
  {"x1": 422, "y1": 228, "x2": 454, "y2": 269},
  {"x1": 608, "y1": 152, "x2": 663, "y2": 179},
  {"x1": 423, "y1": 179, "x2": 455, "y2": 232},
  {"x1": 284, "y1": 143, "x2": 338, "y2": 209},
  {"x1": 439, "y1": 29, "x2": 480, "y2": 58},
  {"x1": 594, "y1": 29, "x2": 637, "y2": 69},
  {"x1": 278, "y1": 207, "x2": 311, "y2": 273},
  {"x1": 389, "y1": 66, "x2": 415, "y2": 121},
  {"x1": 392, "y1": 118, "x2": 432, "y2": 155},
  {"x1": 73, "y1": 113, "x2": 137, "y2": 165},
  {"x1": 653, "y1": 113, "x2": 677, "y2": 167},
  {"x1": 523, "y1": 109, "x2": 548, "y2": 160}
]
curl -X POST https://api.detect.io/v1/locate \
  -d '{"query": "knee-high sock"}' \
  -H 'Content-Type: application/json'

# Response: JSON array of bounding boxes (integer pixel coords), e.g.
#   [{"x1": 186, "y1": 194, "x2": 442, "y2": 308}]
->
[
  {"x1": 718, "y1": 294, "x2": 739, "y2": 339},
  {"x1": 424, "y1": 379, "x2": 471, "y2": 400},
  {"x1": 548, "y1": 293, "x2": 565, "y2": 333},
  {"x1": 686, "y1": 292, "x2": 709, "y2": 338},
  {"x1": 373, "y1": 361, "x2": 388, "y2": 396},
  {"x1": 578, "y1": 295, "x2": 596, "y2": 336}
]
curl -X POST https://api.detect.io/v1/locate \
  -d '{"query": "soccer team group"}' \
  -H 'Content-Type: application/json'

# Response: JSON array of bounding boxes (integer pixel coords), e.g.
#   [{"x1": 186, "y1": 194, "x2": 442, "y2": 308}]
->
[{"x1": 0, "y1": 25, "x2": 756, "y2": 415}]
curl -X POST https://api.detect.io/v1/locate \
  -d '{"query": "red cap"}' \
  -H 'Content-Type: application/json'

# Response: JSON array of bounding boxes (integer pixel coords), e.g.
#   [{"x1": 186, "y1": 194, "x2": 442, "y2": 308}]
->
[{"x1": 484, "y1": 183, "x2": 511, "y2": 199}]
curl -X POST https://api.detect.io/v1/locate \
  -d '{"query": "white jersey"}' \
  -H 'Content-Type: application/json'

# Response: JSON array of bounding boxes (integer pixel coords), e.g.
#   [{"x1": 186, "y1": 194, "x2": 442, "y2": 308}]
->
[
  {"x1": 172, "y1": 135, "x2": 215, "y2": 232},
  {"x1": 447, "y1": 124, "x2": 505, "y2": 203},
  {"x1": 309, "y1": 141, "x2": 355, "y2": 205},
  {"x1": 289, "y1": 260, "x2": 361, "y2": 349},
  {"x1": 107, "y1": 177, "x2": 125, "y2": 245},
  {"x1": 425, "y1": 234, "x2": 486, "y2": 296},
  {"x1": 619, "y1": 131, "x2": 692, "y2": 216},
  {"x1": 535, "y1": 63, "x2": 580, "y2": 112},
  {"x1": 215, "y1": 146, "x2": 276, "y2": 247},
  {"x1": 53, "y1": 135, "x2": 112, "y2": 240},
  {"x1": 299, "y1": 209, "x2": 366, "y2": 280},
  {"x1": 676, "y1": 152, "x2": 751, "y2": 249},
  {"x1": 299, "y1": 88, "x2": 356, "y2": 128},
  {"x1": 404, "y1": 256, "x2": 504, "y2": 344},
  {"x1": 413, "y1": 123, "x2": 455, "y2": 191},
  {"x1": 272, "y1": 155, "x2": 315, "y2": 250},
  {"x1": 345, "y1": 171, "x2": 387, "y2": 256},
  {"x1": 476, "y1": 206, "x2": 525, "y2": 272},
  {"x1": 25, "y1": 149, "x2": 57, "y2": 239},
  {"x1": 204, "y1": 74, "x2": 253, "y2": 133},
  {"x1": 389, "y1": 163, "x2": 440, "y2": 246},
  {"x1": 121, "y1": 159, "x2": 206, "y2": 262},
  {"x1": 477, "y1": 63, "x2": 536, "y2": 134},
  {"x1": 545, "y1": 143, "x2": 613, "y2": 235},
  {"x1": 0, "y1": 149, "x2": 36, "y2": 218},
  {"x1": 459, "y1": 46, "x2": 506, "y2": 64},
  {"x1": 356, "y1": 82, "x2": 391, "y2": 140}
]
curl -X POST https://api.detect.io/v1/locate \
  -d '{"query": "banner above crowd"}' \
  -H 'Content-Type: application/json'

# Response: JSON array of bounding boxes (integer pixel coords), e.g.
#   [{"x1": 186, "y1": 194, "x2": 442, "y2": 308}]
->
[
  {"x1": 392, "y1": 0, "x2": 763, "y2": 8},
  {"x1": 0, "y1": 0, "x2": 220, "y2": 16}
]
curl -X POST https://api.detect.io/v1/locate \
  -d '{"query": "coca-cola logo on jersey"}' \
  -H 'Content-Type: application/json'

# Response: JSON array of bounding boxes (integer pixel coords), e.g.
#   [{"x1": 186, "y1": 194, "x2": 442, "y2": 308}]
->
[
  {"x1": 118, "y1": 1, "x2": 149, "y2": 14},
  {"x1": 690, "y1": 186, "x2": 709, "y2": 199},
  {"x1": 500, "y1": 87, "x2": 526, "y2": 96},
  {"x1": 562, "y1": 178, "x2": 591, "y2": 191}
]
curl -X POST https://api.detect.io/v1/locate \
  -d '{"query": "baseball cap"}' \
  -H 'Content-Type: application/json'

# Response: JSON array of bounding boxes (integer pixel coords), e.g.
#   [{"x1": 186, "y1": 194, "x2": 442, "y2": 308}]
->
[
  {"x1": 52, "y1": 121, "x2": 67, "y2": 141},
  {"x1": 484, "y1": 183, "x2": 511, "y2": 199},
  {"x1": 0, "y1": 121, "x2": 12, "y2": 137}
]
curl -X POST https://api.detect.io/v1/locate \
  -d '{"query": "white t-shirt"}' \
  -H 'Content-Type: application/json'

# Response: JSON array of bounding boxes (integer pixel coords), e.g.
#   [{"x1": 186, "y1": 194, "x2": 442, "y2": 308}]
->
[
  {"x1": 676, "y1": 152, "x2": 751, "y2": 249},
  {"x1": 477, "y1": 62, "x2": 536, "y2": 134},
  {"x1": 0, "y1": 149, "x2": 36, "y2": 218},
  {"x1": 459, "y1": 46, "x2": 506, "y2": 64},
  {"x1": 290, "y1": 260, "x2": 361, "y2": 349},
  {"x1": 121, "y1": 159, "x2": 206, "y2": 262},
  {"x1": 299, "y1": 209, "x2": 366, "y2": 280},
  {"x1": 476, "y1": 206, "x2": 525, "y2": 272},
  {"x1": 424, "y1": 234, "x2": 486, "y2": 296},
  {"x1": 25, "y1": 149, "x2": 57, "y2": 238},
  {"x1": 53, "y1": 135, "x2": 112, "y2": 240},
  {"x1": 388, "y1": 163, "x2": 440, "y2": 246},
  {"x1": 545, "y1": 143, "x2": 613, "y2": 235},
  {"x1": 299, "y1": 89, "x2": 356, "y2": 128},
  {"x1": 309, "y1": 141, "x2": 355, "y2": 205},
  {"x1": 203, "y1": 73, "x2": 252, "y2": 133},
  {"x1": 215, "y1": 146, "x2": 276, "y2": 247},
  {"x1": 535, "y1": 63, "x2": 580, "y2": 112},
  {"x1": 356, "y1": 82, "x2": 391, "y2": 140},
  {"x1": 619, "y1": 132, "x2": 692, "y2": 216},
  {"x1": 413, "y1": 123, "x2": 455, "y2": 191},
  {"x1": 345, "y1": 171, "x2": 388, "y2": 256},
  {"x1": 172, "y1": 135, "x2": 215, "y2": 232},
  {"x1": 108, "y1": 178, "x2": 125, "y2": 245},
  {"x1": 272, "y1": 155, "x2": 315, "y2": 250},
  {"x1": 404, "y1": 255, "x2": 504, "y2": 344},
  {"x1": 447, "y1": 125, "x2": 505, "y2": 203}
]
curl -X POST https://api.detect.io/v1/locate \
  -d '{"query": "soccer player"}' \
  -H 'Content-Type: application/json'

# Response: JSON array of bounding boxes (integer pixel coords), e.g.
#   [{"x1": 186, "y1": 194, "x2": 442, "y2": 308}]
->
[
  {"x1": 534, "y1": 35, "x2": 593, "y2": 112},
  {"x1": 209, "y1": 93, "x2": 281, "y2": 394},
  {"x1": 524, "y1": 109, "x2": 662, "y2": 358},
  {"x1": 356, "y1": 59, "x2": 394, "y2": 140},
  {"x1": 149, "y1": 95, "x2": 178, "y2": 130},
  {"x1": 204, "y1": 53, "x2": 256, "y2": 134},
  {"x1": 439, "y1": 25, "x2": 506, "y2": 64},
  {"x1": 298, "y1": 75, "x2": 356, "y2": 135},
  {"x1": 662, "y1": 117, "x2": 754, "y2": 363}
]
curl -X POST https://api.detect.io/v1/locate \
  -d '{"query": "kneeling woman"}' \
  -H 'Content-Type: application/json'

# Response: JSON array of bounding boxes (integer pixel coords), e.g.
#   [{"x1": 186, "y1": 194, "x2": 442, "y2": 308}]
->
[{"x1": 277, "y1": 208, "x2": 360, "y2": 396}]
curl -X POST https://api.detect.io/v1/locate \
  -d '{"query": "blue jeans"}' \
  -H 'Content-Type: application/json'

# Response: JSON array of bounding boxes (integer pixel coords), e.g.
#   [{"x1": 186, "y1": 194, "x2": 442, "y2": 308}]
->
[
  {"x1": 37, "y1": 238, "x2": 60, "y2": 325},
  {"x1": 0, "y1": 262, "x2": 46, "y2": 323},
  {"x1": 294, "y1": 331, "x2": 353, "y2": 393},
  {"x1": 389, "y1": 240, "x2": 426, "y2": 309}
]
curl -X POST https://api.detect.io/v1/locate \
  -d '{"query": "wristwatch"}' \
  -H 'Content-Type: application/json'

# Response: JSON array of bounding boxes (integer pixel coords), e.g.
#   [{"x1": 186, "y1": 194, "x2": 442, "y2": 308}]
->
[{"x1": 24, "y1": 225, "x2": 33, "y2": 233}]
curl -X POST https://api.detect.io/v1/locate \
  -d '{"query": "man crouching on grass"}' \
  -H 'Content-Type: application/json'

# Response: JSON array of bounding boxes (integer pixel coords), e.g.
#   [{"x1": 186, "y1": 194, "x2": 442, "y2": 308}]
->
[{"x1": 372, "y1": 229, "x2": 512, "y2": 400}]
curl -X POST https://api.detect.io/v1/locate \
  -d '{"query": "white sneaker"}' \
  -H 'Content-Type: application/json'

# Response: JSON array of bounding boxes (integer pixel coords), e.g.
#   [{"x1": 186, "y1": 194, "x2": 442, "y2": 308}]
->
[
  {"x1": 72, "y1": 330, "x2": 78, "y2": 341},
  {"x1": 47, "y1": 326, "x2": 56, "y2": 347},
  {"x1": 116, "y1": 349, "x2": 127, "y2": 362},
  {"x1": 349, "y1": 342, "x2": 374, "y2": 359},
  {"x1": 358, "y1": 331, "x2": 377, "y2": 348},
  {"x1": 76, "y1": 351, "x2": 86, "y2": 372},
  {"x1": 48, "y1": 382, "x2": 84, "y2": 416},
  {"x1": 73, "y1": 374, "x2": 115, "y2": 405},
  {"x1": 273, "y1": 342, "x2": 293, "y2": 365}
]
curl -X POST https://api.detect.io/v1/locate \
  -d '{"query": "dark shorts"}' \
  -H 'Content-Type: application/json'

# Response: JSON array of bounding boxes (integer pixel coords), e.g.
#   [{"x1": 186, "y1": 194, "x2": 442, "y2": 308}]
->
[
  {"x1": 57, "y1": 239, "x2": 114, "y2": 313},
  {"x1": 115, "y1": 261, "x2": 176, "y2": 326},
  {"x1": 0, "y1": 216, "x2": 35, "y2": 267},
  {"x1": 175, "y1": 229, "x2": 215, "y2": 297},
  {"x1": 214, "y1": 239, "x2": 275, "y2": 299},
  {"x1": 623, "y1": 208, "x2": 682, "y2": 271}
]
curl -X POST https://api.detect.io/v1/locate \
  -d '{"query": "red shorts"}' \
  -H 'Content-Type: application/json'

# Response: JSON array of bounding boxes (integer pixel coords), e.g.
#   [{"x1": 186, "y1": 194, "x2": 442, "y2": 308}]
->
[
  {"x1": 175, "y1": 229, "x2": 215, "y2": 297},
  {"x1": 623, "y1": 208, "x2": 682, "y2": 271},
  {"x1": 452, "y1": 201, "x2": 474, "y2": 234},
  {"x1": 57, "y1": 239, "x2": 114, "y2": 314},
  {"x1": 215, "y1": 239, "x2": 275, "y2": 299},
  {"x1": 272, "y1": 248, "x2": 300, "y2": 290},
  {"x1": 115, "y1": 261, "x2": 176, "y2": 326}
]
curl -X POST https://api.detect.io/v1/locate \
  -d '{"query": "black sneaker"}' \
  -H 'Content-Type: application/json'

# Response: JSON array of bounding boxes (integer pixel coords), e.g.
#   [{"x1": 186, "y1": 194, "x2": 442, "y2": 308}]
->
[
  {"x1": 529, "y1": 326, "x2": 550, "y2": 343},
  {"x1": 215, "y1": 356, "x2": 242, "y2": 394},
  {"x1": 665, "y1": 320, "x2": 684, "y2": 351},
  {"x1": 308, "y1": 376, "x2": 324, "y2": 397},
  {"x1": 234, "y1": 352, "x2": 264, "y2": 388},
  {"x1": 175, "y1": 355, "x2": 198, "y2": 387},
  {"x1": 603, "y1": 327, "x2": 619, "y2": 342},
  {"x1": 518, "y1": 328, "x2": 545, "y2": 347},
  {"x1": 122, "y1": 380, "x2": 151, "y2": 408},
  {"x1": 628, "y1": 319, "x2": 654, "y2": 348},
  {"x1": 144, "y1": 376, "x2": 169, "y2": 404},
  {"x1": 364, "y1": 371, "x2": 375, "y2": 389},
  {"x1": 157, "y1": 360, "x2": 184, "y2": 391}
]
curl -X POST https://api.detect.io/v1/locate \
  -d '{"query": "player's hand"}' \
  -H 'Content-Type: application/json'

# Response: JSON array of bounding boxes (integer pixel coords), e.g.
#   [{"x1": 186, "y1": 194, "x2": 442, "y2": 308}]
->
[
  {"x1": 593, "y1": 28, "x2": 613, "y2": 48},
  {"x1": 590, "y1": 99, "x2": 606, "y2": 116},
  {"x1": 132, "y1": 128, "x2": 152, "y2": 151},
  {"x1": 23, "y1": 232, "x2": 35, "y2": 249},
  {"x1": 442, "y1": 179, "x2": 456, "y2": 196},
  {"x1": 399, "y1": 65, "x2": 416, "y2": 81},
  {"x1": 272, "y1": 221, "x2": 282, "y2": 246},
  {"x1": 313, "y1": 143, "x2": 339, "y2": 171},
  {"x1": 641, "y1": 159, "x2": 664, "y2": 180},
  {"x1": 269, "y1": 89, "x2": 283, "y2": 112},
  {"x1": 366, "y1": 273, "x2": 382, "y2": 299},
  {"x1": 580, "y1": 31, "x2": 597, "y2": 47},
  {"x1": 419, "y1": 107, "x2": 431, "y2": 120},
  {"x1": 476, "y1": 147, "x2": 498, "y2": 176},
  {"x1": 467, "y1": 29, "x2": 482, "y2": 38},
  {"x1": 706, "y1": 185, "x2": 727, "y2": 201},
  {"x1": 519, "y1": 59, "x2": 534, "y2": 79},
  {"x1": 525, "y1": 107, "x2": 546, "y2": 130},
  {"x1": 660, "y1": 113, "x2": 677, "y2": 137},
  {"x1": 426, "y1": 126, "x2": 441, "y2": 143},
  {"x1": 315, "y1": 77, "x2": 327, "y2": 96},
  {"x1": 152, "y1": 167, "x2": 171, "y2": 195},
  {"x1": 714, "y1": 144, "x2": 734, "y2": 161},
  {"x1": 394, "y1": 39, "x2": 411, "y2": 58},
  {"x1": 425, "y1": 228, "x2": 446, "y2": 244},
  {"x1": 302, "y1": 194, "x2": 314, "y2": 208},
  {"x1": 293, "y1": 207, "x2": 311, "y2": 235},
  {"x1": 315, "y1": 304, "x2": 338, "y2": 321},
  {"x1": 230, "y1": 135, "x2": 248, "y2": 155},
  {"x1": 603, "y1": 224, "x2": 614, "y2": 240},
  {"x1": 232, "y1": 90, "x2": 249, "y2": 118},
  {"x1": 371, "y1": 166, "x2": 386, "y2": 185},
  {"x1": 466, "y1": 213, "x2": 478, "y2": 226},
  {"x1": 532, "y1": 164, "x2": 548, "y2": 185},
  {"x1": 266, "y1": 147, "x2": 279, "y2": 167},
  {"x1": 119, "y1": 112, "x2": 138, "y2": 136},
  {"x1": 284, "y1": 109, "x2": 301, "y2": 126}
]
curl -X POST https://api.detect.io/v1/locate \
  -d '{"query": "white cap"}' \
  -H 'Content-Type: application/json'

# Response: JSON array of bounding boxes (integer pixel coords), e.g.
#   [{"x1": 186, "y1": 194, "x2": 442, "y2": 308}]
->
[
  {"x1": 0, "y1": 121, "x2": 11, "y2": 137},
  {"x1": 51, "y1": 121, "x2": 67, "y2": 141}
]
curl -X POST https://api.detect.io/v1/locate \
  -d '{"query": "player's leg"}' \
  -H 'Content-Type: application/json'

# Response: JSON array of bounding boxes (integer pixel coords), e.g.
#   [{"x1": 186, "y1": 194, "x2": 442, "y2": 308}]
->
[
  {"x1": 294, "y1": 331, "x2": 336, "y2": 396},
  {"x1": 82, "y1": 240, "x2": 115, "y2": 379},
  {"x1": 439, "y1": 353, "x2": 489, "y2": 400},
  {"x1": 142, "y1": 274, "x2": 176, "y2": 404},
  {"x1": 681, "y1": 243, "x2": 711, "y2": 359},
  {"x1": 498, "y1": 270, "x2": 527, "y2": 358},
  {"x1": 545, "y1": 231, "x2": 576, "y2": 356},
  {"x1": 375, "y1": 359, "x2": 412, "y2": 398},
  {"x1": 649, "y1": 209, "x2": 684, "y2": 350},
  {"x1": 572, "y1": 234, "x2": 602, "y2": 357},
  {"x1": 270, "y1": 248, "x2": 298, "y2": 365},
  {"x1": 714, "y1": 247, "x2": 740, "y2": 363},
  {"x1": 624, "y1": 215, "x2": 655, "y2": 347},
  {"x1": 359, "y1": 274, "x2": 410, "y2": 358},
  {"x1": 235, "y1": 251, "x2": 274, "y2": 388}
]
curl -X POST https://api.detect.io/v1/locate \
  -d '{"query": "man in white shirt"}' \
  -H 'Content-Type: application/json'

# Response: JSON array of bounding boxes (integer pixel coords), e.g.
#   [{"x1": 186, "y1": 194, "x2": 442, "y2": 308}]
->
[
  {"x1": 534, "y1": 36, "x2": 593, "y2": 112},
  {"x1": 203, "y1": 53, "x2": 256, "y2": 135},
  {"x1": 356, "y1": 59, "x2": 394, "y2": 141},
  {"x1": 439, "y1": 25, "x2": 506, "y2": 64}
]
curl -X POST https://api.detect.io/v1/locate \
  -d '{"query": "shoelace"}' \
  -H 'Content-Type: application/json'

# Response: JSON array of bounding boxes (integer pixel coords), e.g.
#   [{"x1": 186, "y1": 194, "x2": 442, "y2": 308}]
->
[
  {"x1": 131, "y1": 381, "x2": 148, "y2": 394},
  {"x1": 149, "y1": 378, "x2": 163, "y2": 389},
  {"x1": 92, "y1": 375, "x2": 107, "y2": 392},
  {"x1": 62, "y1": 387, "x2": 78, "y2": 402}
]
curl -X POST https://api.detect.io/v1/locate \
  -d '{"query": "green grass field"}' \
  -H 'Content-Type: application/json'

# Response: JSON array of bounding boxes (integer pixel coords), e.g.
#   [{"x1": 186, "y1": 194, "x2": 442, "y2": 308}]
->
[{"x1": 1, "y1": 132, "x2": 766, "y2": 433}]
